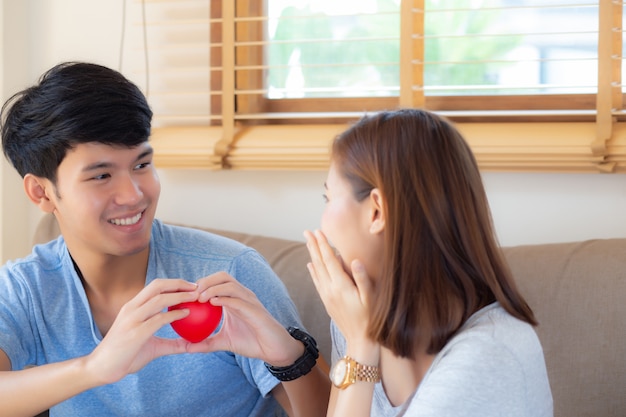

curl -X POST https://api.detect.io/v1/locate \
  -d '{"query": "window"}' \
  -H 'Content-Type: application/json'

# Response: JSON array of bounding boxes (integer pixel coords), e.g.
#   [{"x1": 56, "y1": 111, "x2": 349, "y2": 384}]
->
[{"x1": 129, "y1": 0, "x2": 626, "y2": 172}]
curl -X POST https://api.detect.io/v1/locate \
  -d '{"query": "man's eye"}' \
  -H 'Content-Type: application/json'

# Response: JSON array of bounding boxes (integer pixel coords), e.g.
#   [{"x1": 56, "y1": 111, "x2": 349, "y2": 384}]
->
[
  {"x1": 135, "y1": 162, "x2": 151, "y2": 170},
  {"x1": 92, "y1": 173, "x2": 110, "y2": 180},
  {"x1": 322, "y1": 194, "x2": 329, "y2": 203}
]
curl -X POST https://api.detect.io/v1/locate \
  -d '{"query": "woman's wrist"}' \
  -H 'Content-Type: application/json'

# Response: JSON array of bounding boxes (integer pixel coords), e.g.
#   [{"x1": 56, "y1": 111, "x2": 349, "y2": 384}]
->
[{"x1": 345, "y1": 339, "x2": 380, "y2": 367}]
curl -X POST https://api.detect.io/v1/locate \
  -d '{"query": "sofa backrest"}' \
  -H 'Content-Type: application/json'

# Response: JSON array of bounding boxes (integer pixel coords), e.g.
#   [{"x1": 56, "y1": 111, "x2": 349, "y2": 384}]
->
[{"x1": 502, "y1": 240, "x2": 626, "y2": 417}]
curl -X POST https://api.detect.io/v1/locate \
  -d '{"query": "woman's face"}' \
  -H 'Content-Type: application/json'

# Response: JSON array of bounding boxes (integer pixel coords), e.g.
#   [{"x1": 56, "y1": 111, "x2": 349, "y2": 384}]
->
[{"x1": 321, "y1": 162, "x2": 384, "y2": 280}]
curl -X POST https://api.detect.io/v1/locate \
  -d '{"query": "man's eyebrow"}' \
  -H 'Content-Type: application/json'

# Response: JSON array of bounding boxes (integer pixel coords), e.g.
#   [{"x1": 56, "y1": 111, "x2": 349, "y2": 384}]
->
[
  {"x1": 137, "y1": 148, "x2": 154, "y2": 161},
  {"x1": 324, "y1": 182, "x2": 328, "y2": 190},
  {"x1": 81, "y1": 147, "x2": 154, "y2": 172},
  {"x1": 82, "y1": 161, "x2": 113, "y2": 172}
]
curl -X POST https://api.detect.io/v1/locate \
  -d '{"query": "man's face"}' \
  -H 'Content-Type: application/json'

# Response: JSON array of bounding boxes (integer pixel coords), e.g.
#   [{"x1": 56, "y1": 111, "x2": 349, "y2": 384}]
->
[{"x1": 45, "y1": 141, "x2": 160, "y2": 259}]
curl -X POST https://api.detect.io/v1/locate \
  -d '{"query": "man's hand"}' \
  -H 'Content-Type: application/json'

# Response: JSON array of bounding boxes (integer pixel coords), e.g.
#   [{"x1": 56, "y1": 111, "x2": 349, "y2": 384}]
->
[{"x1": 84, "y1": 278, "x2": 200, "y2": 384}]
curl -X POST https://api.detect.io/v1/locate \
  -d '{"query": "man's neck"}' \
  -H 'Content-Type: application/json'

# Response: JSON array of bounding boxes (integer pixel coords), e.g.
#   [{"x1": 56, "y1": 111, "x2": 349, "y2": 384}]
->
[
  {"x1": 69, "y1": 247, "x2": 150, "y2": 337},
  {"x1": 69, "y1": 247, "x2": 150, "y2": 296}
]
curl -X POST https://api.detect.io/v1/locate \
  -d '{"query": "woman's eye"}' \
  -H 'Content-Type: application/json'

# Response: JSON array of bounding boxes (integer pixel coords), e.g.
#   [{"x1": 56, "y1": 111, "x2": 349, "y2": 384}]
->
[{"x1": 322, "y1": 194, "x2": 329, "y2": 203}]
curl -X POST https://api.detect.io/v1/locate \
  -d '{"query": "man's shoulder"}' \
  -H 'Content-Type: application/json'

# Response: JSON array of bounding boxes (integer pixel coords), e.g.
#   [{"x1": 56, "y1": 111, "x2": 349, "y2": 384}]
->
[{"x1": 1, "y1": 237, "x2": 67, "y2": 284}]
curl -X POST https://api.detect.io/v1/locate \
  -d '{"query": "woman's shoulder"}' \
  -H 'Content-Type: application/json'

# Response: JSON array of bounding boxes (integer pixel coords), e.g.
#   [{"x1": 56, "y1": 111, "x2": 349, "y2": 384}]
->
[
  {"x1": 437, "y1": 302, "x2": 546, "y2": 373},
  {"x1": 410, "y1": 303, "x2": 552, "y2": 416},
  {"x1": 462, "y1": 303, "x2": 539, "y2": 344},
  {"x1": 451, "y1": 303, "x2": 540, "y2": 346}
]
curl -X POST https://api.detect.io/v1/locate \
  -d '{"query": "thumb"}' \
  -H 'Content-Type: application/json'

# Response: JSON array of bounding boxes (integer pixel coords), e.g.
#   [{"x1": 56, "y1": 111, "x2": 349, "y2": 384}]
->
[
  {"x1": 185, "y1": 332, "x2": 225, "y2": 354},
  {"x1": 351, "y1": 259, "x2": 373, "y2": 305}
]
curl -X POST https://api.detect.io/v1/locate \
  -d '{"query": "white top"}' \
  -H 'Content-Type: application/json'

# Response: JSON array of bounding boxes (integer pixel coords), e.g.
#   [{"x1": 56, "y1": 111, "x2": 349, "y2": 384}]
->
[{"x1": 331, "y1": 302, "x2": 553, "y2": 417}]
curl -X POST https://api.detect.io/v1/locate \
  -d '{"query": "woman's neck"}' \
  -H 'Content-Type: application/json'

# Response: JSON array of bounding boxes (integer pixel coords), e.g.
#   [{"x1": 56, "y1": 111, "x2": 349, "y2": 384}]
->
[{"x1": 379, "y1": 347, "x2": 435, "y2": 407}]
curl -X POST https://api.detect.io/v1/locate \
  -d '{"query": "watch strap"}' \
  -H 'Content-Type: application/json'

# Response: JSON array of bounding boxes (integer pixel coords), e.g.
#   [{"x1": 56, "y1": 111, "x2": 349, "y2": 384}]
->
[
  {"x1": 353, "y1": 360, "x2": 380, "y2": 382},
  {"x1": 332, "y1": 355, "x2": 381, "y2": 389},
  {"x1": 265, "y1": 327, "x2": 319, "y2": 381}
]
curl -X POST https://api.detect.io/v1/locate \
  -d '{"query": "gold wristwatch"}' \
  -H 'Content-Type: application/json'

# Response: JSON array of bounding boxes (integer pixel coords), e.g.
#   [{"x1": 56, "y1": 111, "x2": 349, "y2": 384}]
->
[{"x1": 330, "y1": 355, "x2": 381, "y2": 389}]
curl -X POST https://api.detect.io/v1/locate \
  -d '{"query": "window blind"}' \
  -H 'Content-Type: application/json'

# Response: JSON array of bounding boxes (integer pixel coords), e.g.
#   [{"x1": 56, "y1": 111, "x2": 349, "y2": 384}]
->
[{"x1": 127, "y1": 0, "x2": 626, "y2": 173}]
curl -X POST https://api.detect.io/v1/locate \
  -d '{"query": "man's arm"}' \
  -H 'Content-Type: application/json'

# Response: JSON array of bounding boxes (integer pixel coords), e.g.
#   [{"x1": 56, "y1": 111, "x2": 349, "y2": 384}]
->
[
  {"x1": 0, "y1": 278, "x2": 200, "y2": 417},
  {"x1": 272, "y1": 362, "x2": 330, "y2": 417},
  {"x1": 0, "y1": 348, "x2": 98, "y2": 417}
]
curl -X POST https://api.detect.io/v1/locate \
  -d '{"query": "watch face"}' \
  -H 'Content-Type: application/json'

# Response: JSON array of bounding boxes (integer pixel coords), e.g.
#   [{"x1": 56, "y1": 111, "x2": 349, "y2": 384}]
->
[{"x1": 331, "y1": 358, "x2": 348, "y2": 387}]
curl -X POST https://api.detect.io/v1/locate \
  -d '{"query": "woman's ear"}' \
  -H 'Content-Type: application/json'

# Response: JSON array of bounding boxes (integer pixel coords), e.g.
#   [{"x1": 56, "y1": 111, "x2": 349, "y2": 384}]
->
[
  {"x1": 23, "y1": 174, "x2": 56, "y2": 213},
  {"x1": 369, "y1": 188, "x2": 386, "y2": 234}
]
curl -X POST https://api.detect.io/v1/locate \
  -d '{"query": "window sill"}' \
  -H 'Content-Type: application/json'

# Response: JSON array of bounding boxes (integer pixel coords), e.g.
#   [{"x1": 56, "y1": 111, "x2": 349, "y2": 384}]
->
[{"x1": 150, "y1": 122, "x2": 626, "y2": 173}]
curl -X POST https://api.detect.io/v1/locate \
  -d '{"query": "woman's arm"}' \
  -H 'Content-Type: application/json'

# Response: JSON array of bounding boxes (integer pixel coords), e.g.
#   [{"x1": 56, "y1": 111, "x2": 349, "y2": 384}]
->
[{"x1": 303, "y1": 230, "x2": 381, "y2": 417}]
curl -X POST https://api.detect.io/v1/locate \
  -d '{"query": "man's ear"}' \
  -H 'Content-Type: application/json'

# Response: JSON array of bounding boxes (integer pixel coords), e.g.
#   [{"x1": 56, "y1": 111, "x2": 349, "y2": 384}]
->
[
  {"x1": 369, "y1": 188, "x2": 386, "y2": 234},
  {"x1": 23, "y1": 174, "x2": 56, "y2": 213}
]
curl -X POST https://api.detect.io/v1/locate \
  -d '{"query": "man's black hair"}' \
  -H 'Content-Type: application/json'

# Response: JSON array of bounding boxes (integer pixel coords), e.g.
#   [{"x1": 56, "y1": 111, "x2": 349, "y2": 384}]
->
[{"x1": 1, "y1": 61, "x2": 153, "y2": 182}]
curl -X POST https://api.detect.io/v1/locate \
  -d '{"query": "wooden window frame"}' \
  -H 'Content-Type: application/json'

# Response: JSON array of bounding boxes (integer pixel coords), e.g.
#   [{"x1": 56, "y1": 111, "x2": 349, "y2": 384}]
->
[{"x1": 149, "y1": 0, "x2": 626, "y2": 173}]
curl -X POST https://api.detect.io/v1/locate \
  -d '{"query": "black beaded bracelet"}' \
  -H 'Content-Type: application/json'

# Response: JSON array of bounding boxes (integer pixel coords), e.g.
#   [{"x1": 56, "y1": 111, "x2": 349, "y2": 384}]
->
[{"x1": 265, "y1": 327, "x2": 319, "y2": 381}]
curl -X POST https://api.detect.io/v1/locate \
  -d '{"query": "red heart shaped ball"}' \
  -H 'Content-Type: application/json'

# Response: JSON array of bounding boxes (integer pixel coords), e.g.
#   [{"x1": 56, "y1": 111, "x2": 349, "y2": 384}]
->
[{"x1": 168, "y1": 301, "x2": 223, "y2": 343}]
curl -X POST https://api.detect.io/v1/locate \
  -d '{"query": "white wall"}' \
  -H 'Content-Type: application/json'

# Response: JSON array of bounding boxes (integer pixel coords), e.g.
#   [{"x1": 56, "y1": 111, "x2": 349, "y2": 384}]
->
[
  {"x1": 483, "y1": 172, "x2": 626, "y2": 246},
  {"x1": 1, "y1": 0, "x2": 39, "y2": 263},
  {"x1": 2, "y1": 0, "x2": 626, "y2": 263},
  {"x1": 155, "y1": 169, "x2": 626, "y2": 247}
]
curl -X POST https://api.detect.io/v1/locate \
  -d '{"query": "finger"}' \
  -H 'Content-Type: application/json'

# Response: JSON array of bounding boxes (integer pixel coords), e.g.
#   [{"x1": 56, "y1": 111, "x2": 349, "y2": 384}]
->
[
  {"x1": 314, "y1": 230, "x2": 349, "y2": 282},
  {"x1": 120, "y1": 289, "x2": 198, "y2": 326},
  {"x1": 208, "y1": 292, "x2": 264, "y2": 318},
  {"x1": 185, "y1": 336, "x2": 222, "y2": 353},
  {"x1": 351, "y1": 259, "x2": 373, "y2": 306},
  {"x1": 150, "y1": 336, "x2": 193, "y2": 357},
  {"x1": 195, "y1": 271, "x2": 234, "y2": 293},
  {"x1": 195, "y1": 272, "x2": 257, "y2": 303},
  {"x1": 197, "y1": 278, "x2": 258, "y2": 304},
  {"x1": 122, "y1": 309, "x2": 189, "y2": 346},
  {"x1": 128, "y1": 278, "x2": 198, "y2": 308},
  {"x1": 306, "y1": 230, "x2": 338, "y2": 279},
  {"x1": 306, "y1": 261, "x2": 319, "y2": 284},
  {"x1": 304, "y1": 230, "x2": 324, "y2": 270},
  {"x1": 304, "y1": 231, "x2": 330, "y2": 291}
]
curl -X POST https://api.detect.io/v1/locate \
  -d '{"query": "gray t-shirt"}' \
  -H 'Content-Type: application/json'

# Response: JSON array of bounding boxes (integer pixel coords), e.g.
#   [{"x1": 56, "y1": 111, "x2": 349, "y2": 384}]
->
[
  {"x1": 331, "y1": 303, "x2": 553, "y2": 417},
  {"x1": 0, "y1": 220, "x2": 302, "y2": 416}
]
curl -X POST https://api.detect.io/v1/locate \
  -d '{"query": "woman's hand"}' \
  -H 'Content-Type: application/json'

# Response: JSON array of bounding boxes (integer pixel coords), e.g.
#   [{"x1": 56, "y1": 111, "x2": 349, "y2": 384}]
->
[
  {"x1": 303, "y1": 230, "x2": 378, "y2": 358},
  {"x1": 185, "y1": 272, "x2": 304, "y2": 367}
]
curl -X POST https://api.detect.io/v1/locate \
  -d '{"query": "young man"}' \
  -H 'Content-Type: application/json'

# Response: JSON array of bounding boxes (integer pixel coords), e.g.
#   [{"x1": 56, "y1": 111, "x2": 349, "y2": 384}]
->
[{"x1": 0, "y1": 62, "x2": 329, "y2": 416}]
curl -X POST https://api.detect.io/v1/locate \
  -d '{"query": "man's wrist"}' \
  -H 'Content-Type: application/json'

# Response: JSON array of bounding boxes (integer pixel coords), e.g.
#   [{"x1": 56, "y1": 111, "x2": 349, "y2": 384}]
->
[{"x1": 265, "y1": 327, "x2": 319, "y2": 381}]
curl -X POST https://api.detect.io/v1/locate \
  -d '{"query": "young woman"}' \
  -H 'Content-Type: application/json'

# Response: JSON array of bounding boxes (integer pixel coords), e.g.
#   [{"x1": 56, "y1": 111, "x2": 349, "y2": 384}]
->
[{"x1": 304, "y1": 108, "x2": 553, "y2": 417}]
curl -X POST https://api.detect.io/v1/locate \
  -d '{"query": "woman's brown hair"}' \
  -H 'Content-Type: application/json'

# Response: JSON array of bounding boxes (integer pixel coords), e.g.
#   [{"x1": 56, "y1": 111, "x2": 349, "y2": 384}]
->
[{"x1": 332, "y1": 108, "x2": 536, "y2": 358}]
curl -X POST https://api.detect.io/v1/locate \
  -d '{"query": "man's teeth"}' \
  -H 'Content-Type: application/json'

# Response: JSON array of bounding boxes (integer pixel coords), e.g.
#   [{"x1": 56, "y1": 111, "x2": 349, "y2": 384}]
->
[{"x1": 109, "y1": 212, "x2": 142, "y2": 226}]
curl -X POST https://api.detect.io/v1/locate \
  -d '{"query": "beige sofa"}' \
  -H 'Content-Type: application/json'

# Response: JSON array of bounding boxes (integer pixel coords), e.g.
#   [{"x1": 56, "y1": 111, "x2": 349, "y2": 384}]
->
[{"x1": 31, "y1": 214, "x2": 626, "y2": 417}]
